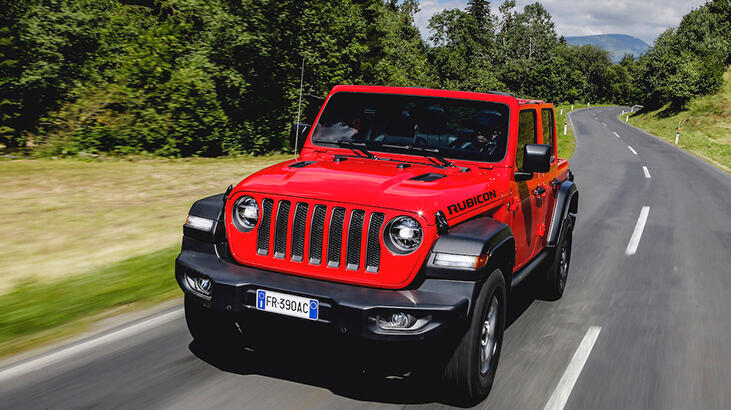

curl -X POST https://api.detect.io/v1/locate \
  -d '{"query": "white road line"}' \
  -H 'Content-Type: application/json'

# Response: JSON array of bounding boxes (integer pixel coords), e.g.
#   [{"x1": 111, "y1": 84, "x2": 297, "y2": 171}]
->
[
  {"x1": 613, "y1": 131, "x2": 620, "y2": 138},
  {"x1": 601, "y1": 122, "x2": 607, "y2": 127},
  {"x1": 0, "y1": 308, "x2": 183, "y2": 383},
  {"x1": 627, "y1": 146, "x2": 638, "y2": 155},
  {"x1": 544, "y1": 326, "x2": 602, "y2": 410},
  {"x1": 643, "y1": 166, "x2": 651, "y2": 179},
  {"x1": 626, "y1": 206, "x2": 650, "y2": 255}
]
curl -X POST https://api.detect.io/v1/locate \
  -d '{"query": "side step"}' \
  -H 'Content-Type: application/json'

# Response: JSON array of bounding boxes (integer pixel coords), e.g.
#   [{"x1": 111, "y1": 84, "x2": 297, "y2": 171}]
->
[{"x1": 511, "y1": 250, "x2": 548, "y2": 287}]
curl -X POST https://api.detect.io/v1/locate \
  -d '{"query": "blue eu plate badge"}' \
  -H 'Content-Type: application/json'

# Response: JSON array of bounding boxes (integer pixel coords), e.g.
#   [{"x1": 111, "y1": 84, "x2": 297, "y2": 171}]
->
[{"x1": 256, "y1": 289, "x2": 319, "y2": 320}]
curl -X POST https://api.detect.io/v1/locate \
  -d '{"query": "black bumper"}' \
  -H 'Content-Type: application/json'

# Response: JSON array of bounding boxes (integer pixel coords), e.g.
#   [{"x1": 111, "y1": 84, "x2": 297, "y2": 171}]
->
[{"x1": 175, "y1": 249, "x2": 478, "y2": 342}]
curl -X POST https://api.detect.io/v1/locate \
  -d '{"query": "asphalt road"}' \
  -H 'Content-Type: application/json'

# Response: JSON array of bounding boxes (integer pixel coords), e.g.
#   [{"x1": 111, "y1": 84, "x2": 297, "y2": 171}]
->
[{"x1": 1, "y1": 107, "x2": 729, "y2": 409}]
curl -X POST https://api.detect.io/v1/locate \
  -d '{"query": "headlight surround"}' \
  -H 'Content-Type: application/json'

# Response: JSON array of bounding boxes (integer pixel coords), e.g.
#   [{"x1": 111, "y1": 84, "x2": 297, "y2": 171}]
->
[
  {"x1": 384, "y1": 216, "x2": 423, "y2": 254},
  {"x1": 232, "y1": 195, "x2": 259, "y2": 232}
]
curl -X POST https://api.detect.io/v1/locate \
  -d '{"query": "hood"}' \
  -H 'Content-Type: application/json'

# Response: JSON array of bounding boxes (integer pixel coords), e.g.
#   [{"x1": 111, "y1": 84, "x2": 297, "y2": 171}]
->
[{"x1": 235, "y1": 155, "x2": 509, "y2": 223}]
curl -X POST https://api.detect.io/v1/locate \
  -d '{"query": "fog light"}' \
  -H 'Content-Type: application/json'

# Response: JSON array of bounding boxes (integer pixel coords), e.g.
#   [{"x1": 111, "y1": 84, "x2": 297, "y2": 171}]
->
[
  {"x1": 377, "y1": 312, "x2": 416, "y2": 330},
  {"x1": 185, "y1": 274, "x2": 212, "y2": 296}
]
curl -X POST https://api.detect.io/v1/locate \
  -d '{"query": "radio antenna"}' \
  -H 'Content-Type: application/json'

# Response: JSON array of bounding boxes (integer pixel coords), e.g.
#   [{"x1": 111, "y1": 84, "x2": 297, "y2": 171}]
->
[{"x1": 294, "y1": 56, "x2": 305, "y2": 160}]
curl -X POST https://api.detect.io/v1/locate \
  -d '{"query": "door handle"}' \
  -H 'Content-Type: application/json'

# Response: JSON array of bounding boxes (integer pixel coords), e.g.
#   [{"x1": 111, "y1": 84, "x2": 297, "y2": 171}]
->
[
  {"x1": 551, "y1": 178, "x2": 561, "y2": 188},
  {"x1": 534, "y1": 186, "x2": 546, "y2": 196}
]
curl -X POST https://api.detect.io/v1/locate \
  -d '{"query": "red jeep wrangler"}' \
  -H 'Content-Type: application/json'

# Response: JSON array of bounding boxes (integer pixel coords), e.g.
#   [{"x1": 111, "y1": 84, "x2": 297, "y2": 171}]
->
[{"x1": 176, "y1": 85, "x2": 578, "y2": 404}]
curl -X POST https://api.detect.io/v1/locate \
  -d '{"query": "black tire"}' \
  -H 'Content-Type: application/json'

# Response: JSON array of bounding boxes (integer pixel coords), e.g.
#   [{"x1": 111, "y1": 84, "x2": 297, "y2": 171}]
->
[
  {"x1": 542, "y1": 219, "x2": 573, "y2": 300},
  {"x1": 441, "y1": 269, "x2": 507, "y2": 406},
  {"x1": 184, "y1": 295, "x2": 240, "y2": 350}
]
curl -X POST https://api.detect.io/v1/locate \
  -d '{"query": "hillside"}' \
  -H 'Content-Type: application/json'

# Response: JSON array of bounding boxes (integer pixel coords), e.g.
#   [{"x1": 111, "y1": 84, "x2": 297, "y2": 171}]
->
[
  {"x1": 628, "y1": 68, "x2": 731, "y2": 171},
  {"x1": 565, "y1": 34, "x2": 650, "y2": 62}
]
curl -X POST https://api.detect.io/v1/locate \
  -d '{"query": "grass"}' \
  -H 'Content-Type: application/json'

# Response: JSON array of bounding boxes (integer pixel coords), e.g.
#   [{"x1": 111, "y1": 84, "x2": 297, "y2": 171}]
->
[
  {"x1": 0, "y1": 155, "x2": 288, "y2": 295},
  {"x1": 0, "y1": 246, "x2": 179, "y2": 358},
  {"x1": 626, "y1": 69, "x2": 731, "y2": 172},
  {"x1": 555, "y1": 104, "x2": 577, "y2": 159}
]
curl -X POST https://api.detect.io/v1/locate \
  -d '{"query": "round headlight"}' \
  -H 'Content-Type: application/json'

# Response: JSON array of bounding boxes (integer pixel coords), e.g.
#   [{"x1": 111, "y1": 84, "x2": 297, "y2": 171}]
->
[
  {"x1": 384, "y1": 216, "x2": 423, "y2": 254},
  {"x1": 232, "y1": 196, "x2": 259, "y2": 232}
]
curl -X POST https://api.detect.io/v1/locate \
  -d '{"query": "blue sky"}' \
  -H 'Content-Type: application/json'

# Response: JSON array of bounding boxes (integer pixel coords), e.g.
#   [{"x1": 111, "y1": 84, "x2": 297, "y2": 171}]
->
[{"x1": 414, "y1": 0, "x2": 708, "y2": 44}]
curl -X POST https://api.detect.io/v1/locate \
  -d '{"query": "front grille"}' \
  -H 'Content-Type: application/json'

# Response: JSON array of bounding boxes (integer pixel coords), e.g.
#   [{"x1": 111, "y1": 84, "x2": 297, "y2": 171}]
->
[
  {"x1": 273, "y1": 200, "x2": 291, "y2": 258},
  {"x1": 291, "y1": 203, "x2": 308, "y2": 262},
  {"x1": 327, "y1": 207, "x2": 346, "y2": 267},
  {"x1": 257, "y1": 199, "x2": 274, "y2": 255},
  {"x1": 365, "y1": 213, "x2": 385, "y2": 273},
  {"x1": 346, "y1": 210, "x2": 365, "y2": 270},
  {"x1": 256, "y1": 198, "x2": 382, "y2": 274},
  {"x1": 309, "y1": 205, "x2": 326, "y2": 265}
]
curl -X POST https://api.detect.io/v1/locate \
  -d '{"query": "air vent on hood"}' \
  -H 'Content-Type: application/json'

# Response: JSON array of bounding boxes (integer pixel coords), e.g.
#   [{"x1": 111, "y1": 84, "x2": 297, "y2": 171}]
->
[
  {"x1": 410, "y1": 173, "x2": 446, "y2": 182},
  {"x1": 289, "y1": 161, "x2": 316, "y2": 168}
]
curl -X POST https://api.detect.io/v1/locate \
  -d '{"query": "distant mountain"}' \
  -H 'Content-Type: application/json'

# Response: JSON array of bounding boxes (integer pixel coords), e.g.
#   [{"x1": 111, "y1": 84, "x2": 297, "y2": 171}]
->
[{"x1": 564, "y1": 34, "x2": 650, "y2": 63}]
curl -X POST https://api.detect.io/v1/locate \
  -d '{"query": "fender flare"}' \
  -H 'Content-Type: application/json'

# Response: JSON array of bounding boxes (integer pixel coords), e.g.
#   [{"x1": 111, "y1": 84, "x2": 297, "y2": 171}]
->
[
  {"x1": 425, "y1": 216, "x2": 515, "y2": 286},
  {"x1": 183, "y1": 193, "x2": 226, "y2": 244},
  {"x1": 547, "y1": 180, "x2": 578, "y2": 247}
]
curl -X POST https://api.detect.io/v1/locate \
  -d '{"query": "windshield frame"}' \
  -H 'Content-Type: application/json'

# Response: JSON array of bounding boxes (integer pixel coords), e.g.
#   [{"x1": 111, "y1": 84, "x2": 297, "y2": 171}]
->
[{"x1": 309, "y1": 91, "x2": 512, "y2": 164}]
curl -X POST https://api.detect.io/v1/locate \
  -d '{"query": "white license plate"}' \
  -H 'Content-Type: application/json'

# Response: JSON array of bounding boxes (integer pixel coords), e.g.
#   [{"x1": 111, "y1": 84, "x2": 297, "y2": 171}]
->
[{"x1": 256, "y1": 289, "x2": 319, "y2": 320}]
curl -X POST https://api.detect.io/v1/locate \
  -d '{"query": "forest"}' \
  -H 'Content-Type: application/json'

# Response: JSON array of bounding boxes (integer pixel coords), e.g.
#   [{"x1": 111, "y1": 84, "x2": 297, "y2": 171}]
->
[{"x1": 0, "y1": 0, "x2": 728, "y2": 157}]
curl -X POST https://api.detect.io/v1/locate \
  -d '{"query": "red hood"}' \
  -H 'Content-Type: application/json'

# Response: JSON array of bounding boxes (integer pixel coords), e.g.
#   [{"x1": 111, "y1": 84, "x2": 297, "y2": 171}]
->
[{"x1": 234, "y1": 155, "x2": 509, "y2": 223}]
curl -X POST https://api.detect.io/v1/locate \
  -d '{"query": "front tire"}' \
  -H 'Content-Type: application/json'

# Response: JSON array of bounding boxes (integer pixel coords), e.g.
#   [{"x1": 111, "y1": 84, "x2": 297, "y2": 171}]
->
[
  {"x1": 441, "y1": 269, "x2": 506, "y2": 406},
  {"x1": 543, "y1": 219, "x2": 573, "y2": 300}
]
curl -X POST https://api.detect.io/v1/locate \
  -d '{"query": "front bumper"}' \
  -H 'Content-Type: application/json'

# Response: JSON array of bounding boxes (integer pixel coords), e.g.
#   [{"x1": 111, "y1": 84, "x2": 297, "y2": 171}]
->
[{"x1": 175, "y1": 247, "x2": 478, "y2": 342}]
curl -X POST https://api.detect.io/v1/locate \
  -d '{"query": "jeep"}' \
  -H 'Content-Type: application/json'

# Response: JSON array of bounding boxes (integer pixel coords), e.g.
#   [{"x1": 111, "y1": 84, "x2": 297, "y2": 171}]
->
[{"x1": 176, "y1": 85, "x2": 578, "y2": 404}]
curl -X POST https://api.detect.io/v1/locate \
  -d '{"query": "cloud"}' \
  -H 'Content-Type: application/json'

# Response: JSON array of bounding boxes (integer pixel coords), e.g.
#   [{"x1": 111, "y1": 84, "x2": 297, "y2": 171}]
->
[{"x1": 414, "y1": 0, "x2": 707, "y2": 44}]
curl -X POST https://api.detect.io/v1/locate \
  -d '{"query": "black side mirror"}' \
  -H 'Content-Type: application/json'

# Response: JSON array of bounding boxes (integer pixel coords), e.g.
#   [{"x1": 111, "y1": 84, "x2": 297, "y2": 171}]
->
[
  {"x1": 289, "y1": 123, "x2": 310, "y2": 152},
  {"x1": 515, "y1": 144, "x2": 551, "y2": 181}
]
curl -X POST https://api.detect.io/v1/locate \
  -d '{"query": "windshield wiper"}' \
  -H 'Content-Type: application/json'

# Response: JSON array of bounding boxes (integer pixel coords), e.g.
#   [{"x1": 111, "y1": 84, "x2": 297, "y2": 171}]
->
[
  {"x1": 381, "y1": 144, "x2": 455, "y2": 168},
  {"x1": 314, "y1": 138, "x2": 377, "y2": 160}
]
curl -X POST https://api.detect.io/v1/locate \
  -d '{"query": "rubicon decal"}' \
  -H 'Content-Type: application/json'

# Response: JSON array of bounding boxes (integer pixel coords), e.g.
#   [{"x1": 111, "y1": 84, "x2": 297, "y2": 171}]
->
[{"x1": 447, "y1": 190, "x2": 497, "y2": 215}]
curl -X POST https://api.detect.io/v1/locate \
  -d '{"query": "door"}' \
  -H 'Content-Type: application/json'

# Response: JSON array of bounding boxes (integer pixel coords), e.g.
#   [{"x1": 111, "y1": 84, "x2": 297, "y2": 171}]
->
[
  {"x1": 539, "y1": 107, "x2": 559, "y2": 246},
  {"x1": 511, "y1": 108, "x2": 544, "y2": 268}
]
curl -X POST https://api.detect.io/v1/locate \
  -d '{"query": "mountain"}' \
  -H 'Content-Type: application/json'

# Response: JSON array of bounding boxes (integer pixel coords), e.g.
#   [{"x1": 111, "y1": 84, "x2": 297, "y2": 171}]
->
[{"x1": 564, "y1": 34, "x2": 650, "y2": 63}]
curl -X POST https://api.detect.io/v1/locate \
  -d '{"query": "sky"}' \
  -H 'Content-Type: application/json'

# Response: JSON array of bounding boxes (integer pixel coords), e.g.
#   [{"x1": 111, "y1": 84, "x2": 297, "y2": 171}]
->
[{"x1": 414, "y1": 0, "x2": 708, "y2": 45}]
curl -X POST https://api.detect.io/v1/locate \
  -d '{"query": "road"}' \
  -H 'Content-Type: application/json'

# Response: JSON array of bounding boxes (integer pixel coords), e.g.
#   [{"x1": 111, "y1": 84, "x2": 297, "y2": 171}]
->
[{"x1": 1, "y1": 107, "x2": 729, "y2": 409}]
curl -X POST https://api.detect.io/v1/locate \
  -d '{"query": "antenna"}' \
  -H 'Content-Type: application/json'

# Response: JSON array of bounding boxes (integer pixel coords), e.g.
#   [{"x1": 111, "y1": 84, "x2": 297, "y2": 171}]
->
[{"x1": 294, "y1": 56, "x2": 305, "y2": 160}]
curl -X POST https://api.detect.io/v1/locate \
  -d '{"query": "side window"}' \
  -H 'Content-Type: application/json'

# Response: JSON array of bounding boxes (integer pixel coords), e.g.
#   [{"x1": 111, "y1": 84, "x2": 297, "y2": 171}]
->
[
  {"x1": 541, "y1": 108, "x2": 556, "y2": 160},
  {"x1": 516, "y1": 110, "x2": 537, "y2": 170}
]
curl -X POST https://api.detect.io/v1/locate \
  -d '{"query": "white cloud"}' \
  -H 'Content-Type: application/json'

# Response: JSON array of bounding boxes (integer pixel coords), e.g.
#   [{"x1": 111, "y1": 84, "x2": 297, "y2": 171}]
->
[{"x1": 414, "y1": 0, "x2": 707, "y2": 44}]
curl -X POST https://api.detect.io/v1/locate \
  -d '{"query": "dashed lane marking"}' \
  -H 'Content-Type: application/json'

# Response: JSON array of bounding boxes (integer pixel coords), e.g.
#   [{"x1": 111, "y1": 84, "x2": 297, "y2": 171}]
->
[
  {"x1": 626, "y1": 206, "x2": 650, "y2": 255},
  {"x1": 627, "y1": 146, "x2": 638, "y2": 155},
  {"x1": 613, "y1": 131, "x2": 620, "y2": 138},
  {"x1": 643, "y1": 166, "x2": 651, "y2": 179},
  {"x1": 544, "y1": 326, "x2": 602, "y2": 410}
]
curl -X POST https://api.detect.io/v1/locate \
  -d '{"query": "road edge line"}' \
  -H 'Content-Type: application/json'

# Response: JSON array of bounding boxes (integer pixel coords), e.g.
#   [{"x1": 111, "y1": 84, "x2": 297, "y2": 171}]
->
[{"x1": 0, "y1": 308, "x2": 184, "y2": 383}]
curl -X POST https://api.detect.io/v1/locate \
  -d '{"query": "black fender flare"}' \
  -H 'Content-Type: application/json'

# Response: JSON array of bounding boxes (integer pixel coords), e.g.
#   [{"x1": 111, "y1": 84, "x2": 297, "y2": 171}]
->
[
  {"x1": 425, "y1": 216, "x2": 515, "y2": 288},
  {"x1": 183, "y1": 193, "x2": 226, "y2": 245},
  {"x1": 547, "y1": 180, "x2": 578, "y2": 247}
]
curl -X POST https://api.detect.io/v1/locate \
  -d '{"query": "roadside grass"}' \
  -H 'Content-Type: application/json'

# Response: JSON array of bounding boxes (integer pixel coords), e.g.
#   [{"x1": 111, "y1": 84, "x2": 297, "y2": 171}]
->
[
  {"x1": 0, "y1": 155, "x2": 288, "y2": 295},
  {"x1": 626, "y1": 69, "x2": 731, "y2": 172},
  {"x1": 555, "y1": 104, "x2": 576, "y2": 159},
  {"x1": 0, "y1": 245, "x2": 179, "y2": 358}
]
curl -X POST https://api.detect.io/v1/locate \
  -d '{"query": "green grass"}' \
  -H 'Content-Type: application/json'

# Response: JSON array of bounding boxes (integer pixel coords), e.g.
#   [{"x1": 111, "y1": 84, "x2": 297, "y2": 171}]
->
[
  {"x1": 625, "y1": 69, "x2": 731, "y2": 172},
  {"x1": 0, "y1": 246, "x2": 180, "y2": 358},
  {"x1": 555, "y1": 104, "x2": 576, "y2": 159}
]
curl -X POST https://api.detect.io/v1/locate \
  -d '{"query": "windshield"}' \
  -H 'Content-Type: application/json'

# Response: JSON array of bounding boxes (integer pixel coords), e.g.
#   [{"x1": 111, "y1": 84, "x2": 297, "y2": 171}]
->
[{"x1": 312, "y1": 92, "x2": 510, "y2": 163}]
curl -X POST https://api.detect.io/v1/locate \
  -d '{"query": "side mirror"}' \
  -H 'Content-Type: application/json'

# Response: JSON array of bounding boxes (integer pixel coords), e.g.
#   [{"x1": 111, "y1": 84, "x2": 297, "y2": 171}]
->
[
  {"x1": 289, "y1": 123, "x2": 310, "y2": 152},
  {"x1": 515, "y1": 144, "x2": 551, "y2": 181}
]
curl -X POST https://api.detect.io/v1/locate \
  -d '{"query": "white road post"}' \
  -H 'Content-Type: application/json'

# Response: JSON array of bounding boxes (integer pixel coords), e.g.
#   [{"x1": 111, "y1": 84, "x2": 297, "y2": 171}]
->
[
  {"x1": 571, "y1": 104, "x2": 574, "y2": 110},
  {"x1": 564, "y1": 122, "x2": 568, "y2": 135},
  {"x1": 675, "y1": 131, "x2": 680, "y2": 144},
  {"x1": 587, "y1": 102, "x2": 590, "y2": 107},
  {"x1": 625, "y1": 115, "x2": 629, "y2": 122},
  {"x1": 560, "y1": 108, "x2": 563, "y2": 115}
]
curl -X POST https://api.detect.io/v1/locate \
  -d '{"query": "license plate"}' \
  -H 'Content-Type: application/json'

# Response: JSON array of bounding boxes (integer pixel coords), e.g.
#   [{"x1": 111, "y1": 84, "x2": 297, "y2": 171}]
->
[{"x1": 256, "y1": 289, "x2": 319, "y2": 320}]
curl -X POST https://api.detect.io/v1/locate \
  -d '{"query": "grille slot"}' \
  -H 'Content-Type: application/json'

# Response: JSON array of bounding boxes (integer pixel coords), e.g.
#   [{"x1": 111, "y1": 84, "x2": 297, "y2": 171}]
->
[
  {"x1": 327, "y1": 207, "x2": 346, "y2": 267},
  {"x1": 365, "y1": 213, "x2": 385, "y2": 273},
  {"x1": 346, "y1": 210, "x2": 366, "y2": 270},
  {"x1": 273, "y1": 200, "x2": 291, "y2": 258},
  {"x1": 257, "y1": 199, "x2": 274, "y2": 255},
  {"x1": 291, "y1": 202, "x2": 308, "y2": 262},
  {"x1": 309, "y1": 205, "x2": 327, "y2": 265}
]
